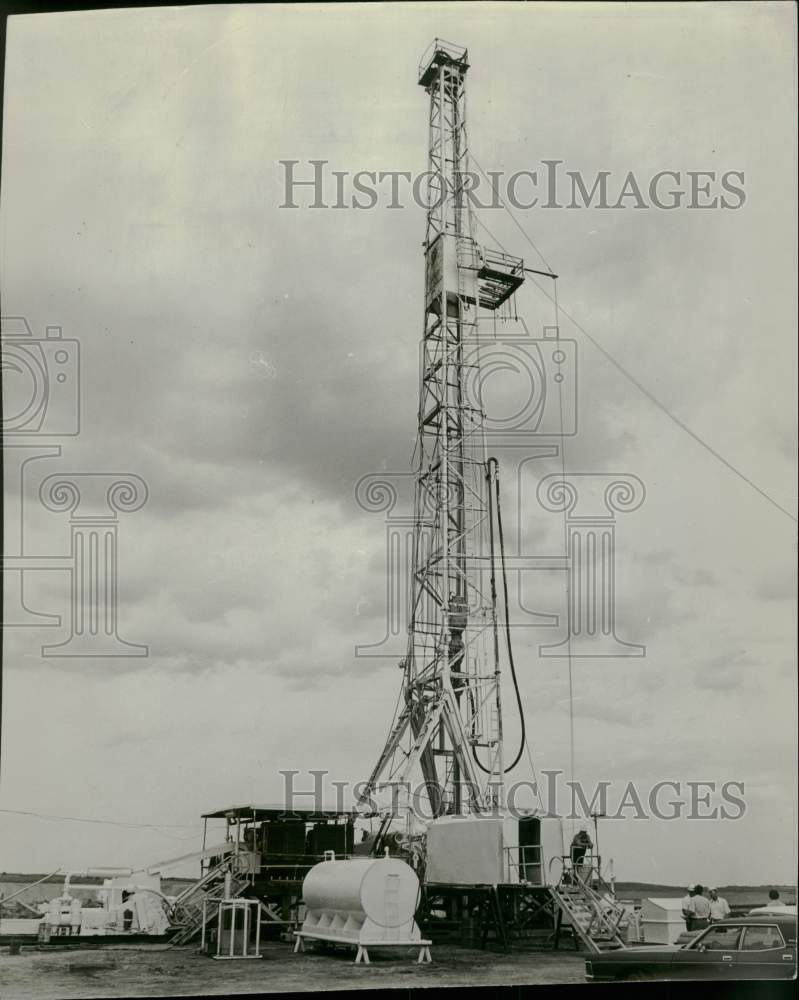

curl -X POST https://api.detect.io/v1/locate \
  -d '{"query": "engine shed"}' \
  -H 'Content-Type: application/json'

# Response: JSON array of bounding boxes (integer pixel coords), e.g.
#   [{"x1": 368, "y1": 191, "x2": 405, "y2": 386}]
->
[{"x1": 199, "y1": 804, "x2": 359, "y2": 930}]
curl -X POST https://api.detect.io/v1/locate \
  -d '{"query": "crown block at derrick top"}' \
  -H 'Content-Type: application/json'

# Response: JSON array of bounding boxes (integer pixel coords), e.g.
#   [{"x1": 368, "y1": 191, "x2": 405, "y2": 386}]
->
[{"x1": 418, "y1": 40, "x2": 469, "y2": 87}]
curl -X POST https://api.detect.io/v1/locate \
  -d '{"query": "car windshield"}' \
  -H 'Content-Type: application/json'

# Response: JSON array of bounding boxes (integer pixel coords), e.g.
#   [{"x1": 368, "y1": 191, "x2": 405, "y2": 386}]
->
[{"x1": 690, "y1": 925, "x2": 742, "y2": 951}]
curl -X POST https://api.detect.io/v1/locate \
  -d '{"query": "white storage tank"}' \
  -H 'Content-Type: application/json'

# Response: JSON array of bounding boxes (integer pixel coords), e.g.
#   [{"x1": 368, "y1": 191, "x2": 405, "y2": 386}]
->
[
  {"x1": 640, "y1": 897, "x2": 687, "y2": 944},
  {"x1": 295, "y1": 855, "x2": 430, "y2": 963}
]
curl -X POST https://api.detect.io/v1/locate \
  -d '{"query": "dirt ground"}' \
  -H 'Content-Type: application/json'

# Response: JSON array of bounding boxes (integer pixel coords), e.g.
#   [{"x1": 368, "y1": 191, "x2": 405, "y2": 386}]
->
[{"x1": 0, "y1": 940, "x2": 586, "y2": 997}]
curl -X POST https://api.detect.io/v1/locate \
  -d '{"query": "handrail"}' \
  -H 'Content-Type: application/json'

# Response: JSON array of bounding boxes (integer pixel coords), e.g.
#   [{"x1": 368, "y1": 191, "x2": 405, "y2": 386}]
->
[
  {"x1": 504, "y1": 844, "x2": 547, "y2": 885},
  {"x1": 481, "y1": 247, "x2": 524, "y2": 275},
  {"x1": 503, "y1": 845, "x2": 543, "y2": 867},
  {"x1": 556, "y1": 859, "x2": 626, "y2": 942},
  {"x1": 560, "y1": 852, "x2": 604, "y2": 880},
  {"x1": 564, "y1": 852, "x2": 617, "y2": 901}
]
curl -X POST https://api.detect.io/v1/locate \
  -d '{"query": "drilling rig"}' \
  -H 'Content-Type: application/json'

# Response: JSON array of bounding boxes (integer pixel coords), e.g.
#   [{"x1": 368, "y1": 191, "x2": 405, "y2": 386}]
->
[
  {"x1": 358, "y1": 40, "x2": 527, "y2": 828},
  {"x1": 354, "y1": 41, "x2": 630, "y2": 952}
]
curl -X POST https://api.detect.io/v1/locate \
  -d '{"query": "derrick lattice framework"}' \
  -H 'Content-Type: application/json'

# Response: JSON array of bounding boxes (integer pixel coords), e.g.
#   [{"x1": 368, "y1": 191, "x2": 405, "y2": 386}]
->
[{"x1": 360, "y1": 41, "x2": 526, "y2": 820}]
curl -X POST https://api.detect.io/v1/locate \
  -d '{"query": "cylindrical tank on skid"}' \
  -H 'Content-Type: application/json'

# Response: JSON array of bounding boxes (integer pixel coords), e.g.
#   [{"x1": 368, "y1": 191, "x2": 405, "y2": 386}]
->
[
  {"x1": 298, "y1": 855, "x2": 423, "y2": 947},
  {"x1": 303, "y1": 856, "x2": 419, "y2": 928}
]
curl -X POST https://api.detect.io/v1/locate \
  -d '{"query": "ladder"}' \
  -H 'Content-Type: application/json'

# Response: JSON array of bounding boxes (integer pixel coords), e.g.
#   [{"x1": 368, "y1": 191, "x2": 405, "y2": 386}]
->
[
  {"x1": 169, "y1": 862, "x2": 247, "y2": 945},
  {"x1": 550, "y1": 865, "x2": 627, "y2": 953}
]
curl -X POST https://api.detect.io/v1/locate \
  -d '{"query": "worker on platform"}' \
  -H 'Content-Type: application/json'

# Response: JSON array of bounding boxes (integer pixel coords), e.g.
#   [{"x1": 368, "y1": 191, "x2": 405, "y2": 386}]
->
[
  {"x1": 681, "y1": 885, "x2": 697, "y2": 930},
  {"x1": 691, "y1": 884, "x2": 711, "y2": 930},
  {"x1": 570, "y1": 828, "x2": 593, "y2": 880},
  {"x1": 708, "y1": 887, "x2": 731, "y2": 922}
]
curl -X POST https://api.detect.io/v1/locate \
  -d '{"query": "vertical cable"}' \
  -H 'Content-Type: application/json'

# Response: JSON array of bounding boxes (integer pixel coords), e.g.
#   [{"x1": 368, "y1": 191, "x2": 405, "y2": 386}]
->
[{"x1": 553, "y1": 278, "x2": 576, "y2": 837}]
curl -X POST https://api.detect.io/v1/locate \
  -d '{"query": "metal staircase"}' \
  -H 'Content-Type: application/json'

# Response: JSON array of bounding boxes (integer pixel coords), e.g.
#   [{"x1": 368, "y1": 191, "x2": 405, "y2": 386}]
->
[
  {"x1": 550, "y1": 857, "x2": 627, "y2": 953},
  {"x1": 169, "y1": 861, "x2": 247, "y2": 945}
]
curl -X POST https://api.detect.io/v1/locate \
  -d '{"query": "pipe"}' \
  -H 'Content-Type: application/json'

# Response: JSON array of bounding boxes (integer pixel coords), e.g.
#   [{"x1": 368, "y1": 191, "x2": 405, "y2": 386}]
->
[
  {"x1": 0, "y1": 869, "x2": 62, "y2": 905},
  {"x1": 64, "y1": 867, "x2": 132, "y2": 890}
]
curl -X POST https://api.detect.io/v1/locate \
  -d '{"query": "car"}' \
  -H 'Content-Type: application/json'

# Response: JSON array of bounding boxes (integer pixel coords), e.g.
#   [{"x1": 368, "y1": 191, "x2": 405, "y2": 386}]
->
[{"x1": 585, "y1": 913, "x2": 797, "y2": 982}]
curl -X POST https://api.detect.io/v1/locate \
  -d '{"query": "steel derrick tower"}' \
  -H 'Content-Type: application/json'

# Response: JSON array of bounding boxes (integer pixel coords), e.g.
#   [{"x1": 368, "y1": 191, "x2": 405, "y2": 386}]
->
[{"x1": 360, "y1": 41, "x2": 525, "y2": 824}]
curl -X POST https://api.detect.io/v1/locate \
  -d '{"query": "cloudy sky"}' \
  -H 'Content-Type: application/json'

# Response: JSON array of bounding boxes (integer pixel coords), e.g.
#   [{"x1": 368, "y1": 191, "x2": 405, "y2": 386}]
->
[{"x1": 1, "y1": 3, "x2": 796, "y2": 886}]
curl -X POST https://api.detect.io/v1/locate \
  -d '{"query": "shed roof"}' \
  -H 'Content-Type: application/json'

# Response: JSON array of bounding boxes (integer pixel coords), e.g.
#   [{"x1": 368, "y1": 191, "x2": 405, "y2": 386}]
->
[{"x1": 201, "y1": 803, "x2": 359, "y2": 821}]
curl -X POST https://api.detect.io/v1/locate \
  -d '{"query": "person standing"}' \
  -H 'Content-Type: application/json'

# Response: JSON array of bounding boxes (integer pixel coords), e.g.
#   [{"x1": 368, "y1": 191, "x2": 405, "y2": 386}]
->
[
  {"x1": 681, "y1": 885, "x2": 697, "y2": 931},
  {"x1": 691, "y1": 884, "x2": 711, "y2": 930},
  {"x1": 570, "y1": 828, "x2": 593, "y2": 864},
  {"x1": 749, "y1": 889, "x2": 789, "y2": 914},
  {"x1": 570, "y1": 829, "x2": 593, "y2": 882},
  {"x1": 708, "y1": 887, "x2": 731, "y2": 922}
]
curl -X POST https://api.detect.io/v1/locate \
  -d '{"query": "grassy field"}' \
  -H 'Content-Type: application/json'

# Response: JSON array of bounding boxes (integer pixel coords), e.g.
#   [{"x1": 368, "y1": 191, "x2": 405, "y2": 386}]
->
[{"x1": 0, "y1": 941, "x2": 588, "y2": 998}]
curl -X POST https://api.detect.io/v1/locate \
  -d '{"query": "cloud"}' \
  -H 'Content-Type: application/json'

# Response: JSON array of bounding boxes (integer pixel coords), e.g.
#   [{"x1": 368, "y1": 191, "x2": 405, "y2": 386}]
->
[
  {"x1": 693, "y1": 651, "x2": 753, "y2": 692},
  {"x1": 752, "y1": 564, "x2": 797, "y2": 603},
  {"x1": 1, "y1": 4, "x2": 795, "y2": 887}
]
